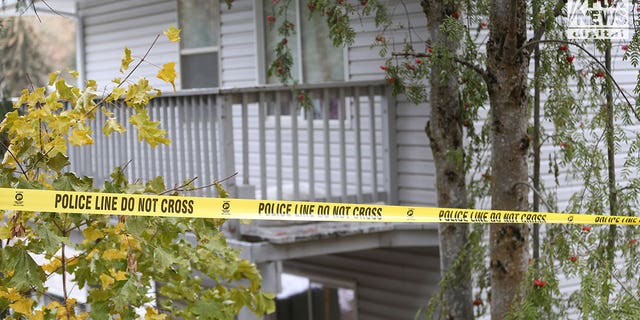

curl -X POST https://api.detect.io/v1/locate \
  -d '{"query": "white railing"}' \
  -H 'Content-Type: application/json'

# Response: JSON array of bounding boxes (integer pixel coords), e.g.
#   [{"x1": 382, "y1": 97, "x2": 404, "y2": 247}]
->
[{"x1": 68, "y1": 81, "x2": 396, "y2": 204}]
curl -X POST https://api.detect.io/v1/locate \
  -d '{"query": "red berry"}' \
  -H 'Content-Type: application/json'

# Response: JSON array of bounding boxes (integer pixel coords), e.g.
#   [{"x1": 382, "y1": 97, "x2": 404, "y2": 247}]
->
[
  {"x1": 480, "y1": 21, "x2": 488, "y2": 28},
  {"x1": 266, "y1": 15, "x2": 276, "y2": 23},
  {"x1": 629, "y1": 239, "x2": 638, "y2": 246},
  {"x1": 428, "y1": 47, "x2": 433, "y2": 53},
  {"x1": 582, "y1": 225, "x2": 592, "y2": 232},
  {"x1": 622, "y1": 44, "x2": 630, "y2": 51},
  {"x1": 415, "y1": 58, "x2": 422, "y2": 64},
  {"x1": 307, "y1": 2, "x2": 314, "y2": 10},
  {"x1": 560, "y1": 142, "x2": 569, "y2": 148},
  {"x1": 533, "y1": 279, "x2": 547, "y2": 287},
  {"x1": 386, "y1": 77, "x2": 395, "y2": 84},
  {"x1": 569, "y1": 255, "x2": 578, "y2": 262},
  {"x1": 361, "y1": 0, "x2": 368, "y2": 5},
  {"x1": 337, "y1": 0, "x2": 344, "y2": 4},
  {"x1": 473, "y1": 299, "x2": 483, "y2": 306},
  {"x1": 297, "y1": 94, "x2": 305, "y2": 102},
  {"x1": 560, "y1": 45, "x2": 569, "y2": 51},
  {"x1": 380, "y1": 65, "x2": 387, "y2": 71},
  {"x1": 566, "y1": 55, "x2": 575, "y2": 63},
  {"x1": 452, "y1": 11, "x2": 460, "y2": 18},
  {"x1": 595, "y1": 71, "x2": 606, "y2": 78},
  {"x1": 406, "y1": 64, "x2": 415, "y2": 71}
]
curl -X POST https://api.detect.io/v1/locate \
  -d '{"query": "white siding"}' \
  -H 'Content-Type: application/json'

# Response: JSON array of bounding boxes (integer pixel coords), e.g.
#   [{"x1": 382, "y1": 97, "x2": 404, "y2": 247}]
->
[
  {"x1": 219, "y1": 0, "x2": 258, "y2": 88},
  {"x1": 285, "y1": 247, "x2": 440, "y2": 320},
  {"x1": 79, "y1": 0, "x2": 179, "y2": 92}
]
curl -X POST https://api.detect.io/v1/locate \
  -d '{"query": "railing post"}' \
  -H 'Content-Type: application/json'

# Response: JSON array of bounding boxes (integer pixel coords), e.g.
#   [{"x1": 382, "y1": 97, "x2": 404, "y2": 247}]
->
[
  {"x1": 217, "y1": 94, "x2": 237, "y2": 197},
  {"x1": 381, "y1": 85, "x2": 398, "y2": 204},
  {"x1": 218, "y1": 93, "x2": 241, "y2": 240}
]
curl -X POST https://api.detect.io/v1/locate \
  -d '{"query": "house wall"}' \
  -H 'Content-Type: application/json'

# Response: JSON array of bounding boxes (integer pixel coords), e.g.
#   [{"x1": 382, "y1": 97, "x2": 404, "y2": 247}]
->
[
  {"x1": 78, "y1": 0, "x2": 180, "y2": 92},
  {"x1": 284, "y1": 247, "x2": 441, "y2": 320},
  {"x1": 76, "y1": 0, "x2": 437, "y2": 207}
]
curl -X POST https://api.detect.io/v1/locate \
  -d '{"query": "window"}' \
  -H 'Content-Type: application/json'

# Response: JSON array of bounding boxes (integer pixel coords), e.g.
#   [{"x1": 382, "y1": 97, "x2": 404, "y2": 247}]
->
[
  {"x1": 277, "y1": 273, "x2": 357, "y2": 320},
  {"x1": 263, "y1": 0, "x2": 345, "y2": 84},
  {"x1": 178, "y1": 0, "x2": 219, "y2": 89}
]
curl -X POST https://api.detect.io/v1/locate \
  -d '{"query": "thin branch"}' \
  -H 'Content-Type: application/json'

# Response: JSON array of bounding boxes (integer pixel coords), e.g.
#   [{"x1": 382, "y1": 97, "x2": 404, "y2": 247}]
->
[
  {"x1": 513, "y1": 181, "x2": 556, "y2": 212},
  {"x1": 0, "y1": 141, "x2": 28, "y2": 180},
  {"x1": 391, "y1": 51, "x2": 488, "y2": 79},
  {"x1": 160, "y1": 172, "x2": 239, "y2": 195},
  {"x1": 528, "y1": 0, "x2": 566, "y2": 46},
  {"x1": 521, "y1": 39, "x2": 640, "y2": 123}
]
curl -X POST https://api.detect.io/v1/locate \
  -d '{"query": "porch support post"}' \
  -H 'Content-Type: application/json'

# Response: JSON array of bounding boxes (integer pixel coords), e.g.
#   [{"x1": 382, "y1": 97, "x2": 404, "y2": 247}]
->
[
  {"x1": 381, "y1": 85, "x2": 398, "y2": 204},
  {"x1": 218, "y1": 94, "x2": 241, "y2": 239}
]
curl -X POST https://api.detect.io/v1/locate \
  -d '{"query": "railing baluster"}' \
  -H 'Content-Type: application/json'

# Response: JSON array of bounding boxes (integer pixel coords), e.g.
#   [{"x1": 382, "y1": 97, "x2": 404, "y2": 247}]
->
[
  {"x1": 186, "y1": 96, "x2": 195, "y2": 187},
  {"x1": 211, "y1": 95, "x2": 219, "y2": 181},
  {"x1": 193, "y1": 96, "x2": 203, "y2": 195},
  {"x1": 291, "y1": 91, "x2": 299, "y2": 200},
  {"x1": 307, "y1": 92, "x2": 315, "y2": 201},
  {"x1": 275, "y1": 91, "x2": 283, "y2": 200},
  {"x1": 258, "y1": 91, "x2": 267, "y2": 200},
  {"x1": 242, "y1": 93, "x2": 249, "y2": 186},
  {"x1": 354, "y1": 87, "x2": 363, "y2": 203},
  {"x1": 323, "y1": 88, "x2": 332, "y2": 202},
  {"x1": 339, "y1": 87, "x2": 347, "y2": 202},
  {"x1": 369, "y1": 87, "x2": 378, "y2": 203},
  {"x1": 202, "y1": 95, "x2": 213, "y2": 193}
]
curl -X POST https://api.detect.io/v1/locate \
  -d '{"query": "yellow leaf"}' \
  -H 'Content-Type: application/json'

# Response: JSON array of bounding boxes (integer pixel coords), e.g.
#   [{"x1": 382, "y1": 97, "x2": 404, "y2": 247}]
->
[
  {"x1": 48, "y1": 71, "x2": 61, "y2": 86},
  {"x1": 163, "y1": 25, "x2": 181, "y2": 42},
  {"x1": 121, "y1": 47, "x2": 134, "y2": 73},
  {"x1": 145, "y1": 307, "x2": 167, "y2": 320},
  {"x1": 0, "y1": 288, "x2": 23, "y2": 301},
  {"x1": 67, "y1": 69, "x2": 79, "y2": 78},
  {"x1": 82, "y1": 226, "x2": 104, "y2": 243},
  {"x1": 69, "y1": 127, "x2": 94, "y2": 146},
  {"x1": 102, "y1": 248, "x2": 127, "y2": 260},
  {"x1": 41, "y1": 257, "x2": 62, "y2": 273},
  {"x1": 28, "y1": 310, "x2": 45, "y2": 320},
  {"x1": 99, "y1": 273, "x2": 114, "y2": 289},
  {"x1": 103, "y1": 117, "x2": 126, "y2": 137},
  {"x1": 111, "y1": 269, "x2": 128, "y2": 281},
  {"x1": 157, "y1": 62, "x2": 177, "y2": 92},
  {"x1": 10, "y1": 297, "x2": 34, "y2": 315}
]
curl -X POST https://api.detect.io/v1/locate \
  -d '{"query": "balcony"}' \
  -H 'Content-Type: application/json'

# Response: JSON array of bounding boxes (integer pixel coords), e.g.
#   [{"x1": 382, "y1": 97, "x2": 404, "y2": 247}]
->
[{"x1": 68, "y1": 81, "x2": 397, "y2": 227}]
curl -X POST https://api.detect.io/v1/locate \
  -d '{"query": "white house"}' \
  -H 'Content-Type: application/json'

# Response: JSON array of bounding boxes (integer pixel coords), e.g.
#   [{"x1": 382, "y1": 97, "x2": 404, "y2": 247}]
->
[{"x1": 3, "y1": 0, "x2": 638, "y2": 319}]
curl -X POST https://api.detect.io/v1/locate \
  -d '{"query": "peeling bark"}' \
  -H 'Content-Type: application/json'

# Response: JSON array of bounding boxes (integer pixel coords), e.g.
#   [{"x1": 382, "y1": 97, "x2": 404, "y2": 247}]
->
[
  {"x1": 486, "y1": 0, "x2": 531, "y2": 318},
  {"x1": 421, "y1": 1, "x2": 472, "y2": 319}
]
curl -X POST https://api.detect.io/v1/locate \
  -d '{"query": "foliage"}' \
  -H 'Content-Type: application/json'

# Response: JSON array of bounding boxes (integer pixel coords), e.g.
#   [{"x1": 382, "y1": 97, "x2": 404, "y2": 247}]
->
[{"x1": 0, "y1": 27, "x2": 274, "y2": 319}]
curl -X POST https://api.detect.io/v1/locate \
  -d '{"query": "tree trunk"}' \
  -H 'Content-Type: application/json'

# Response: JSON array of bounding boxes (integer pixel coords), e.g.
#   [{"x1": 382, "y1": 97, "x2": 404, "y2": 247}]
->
[
  {"x1": 421, "y1": 1, "x2": 472, "y2": 319},
  {"x1": 486, "y1": 0, "x2": 530, "y2": 318}
]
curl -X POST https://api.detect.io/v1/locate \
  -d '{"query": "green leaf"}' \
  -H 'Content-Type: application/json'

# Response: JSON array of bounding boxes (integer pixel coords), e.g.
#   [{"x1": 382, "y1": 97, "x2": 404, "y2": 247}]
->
[
  {"x1": 46, "y1": 152, "x2": 71, "y2": 173},
  {"x1": 128, "y1": 109, "x2": 170, "y2": 147},
  {"x1": 145, "y1": 176, "x2": 166, "y2": 194},
  {"x1": 35, "y1": 224, "x2": 70, "y2": 256},
  {"x1": 153, "y1": 247, "x2": 177, "y2": 273},
  {"x1": 2, "y1": 247, "x2": 46, "y2": 291},
  {"x1": 52, "y1": 172, "x2": 94, "y2": 192}
]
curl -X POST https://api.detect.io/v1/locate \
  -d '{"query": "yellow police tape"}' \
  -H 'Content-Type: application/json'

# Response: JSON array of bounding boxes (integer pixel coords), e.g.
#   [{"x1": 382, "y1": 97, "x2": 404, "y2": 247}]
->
[{"x1": 0, "y1": 187, "x2": 637, "y2": 225}]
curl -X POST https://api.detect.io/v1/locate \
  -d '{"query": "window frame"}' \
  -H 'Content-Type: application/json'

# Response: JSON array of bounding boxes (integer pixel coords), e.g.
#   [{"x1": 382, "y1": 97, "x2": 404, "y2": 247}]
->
[
  {"x1": 177, "y1": 0, "x2": 221, "y2": 90},
  {"x1": 256, "y1": 0, "x2": 349, "y2": 85}
]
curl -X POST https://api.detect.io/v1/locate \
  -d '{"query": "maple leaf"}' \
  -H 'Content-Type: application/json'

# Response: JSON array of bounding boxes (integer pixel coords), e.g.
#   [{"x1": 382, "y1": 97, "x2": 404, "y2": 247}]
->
[
  {"x1": 102, "y1": 248, "x2": 127, "y2": 260},
  {"x1": 120, "y1": 47, "x2": 134, "y2": 73},
  {"x1": 157, "y1": 62, "x2": 177, "y2": 92},
  {"x1": 103, "y1": 117, "x2": 126, "y2": 136},
  {"x1": 69, "y1": 127, "x2": 94, "y2": 146},
  {"x1": 9, "y1": 297, "x2": 34, "y2": 315},
  {"x1": 163, "y1": 25, "x2": 181, "y2": 42},
  {"x1": 99, "y1": 273, "x2": 114, "y2": 289}
]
